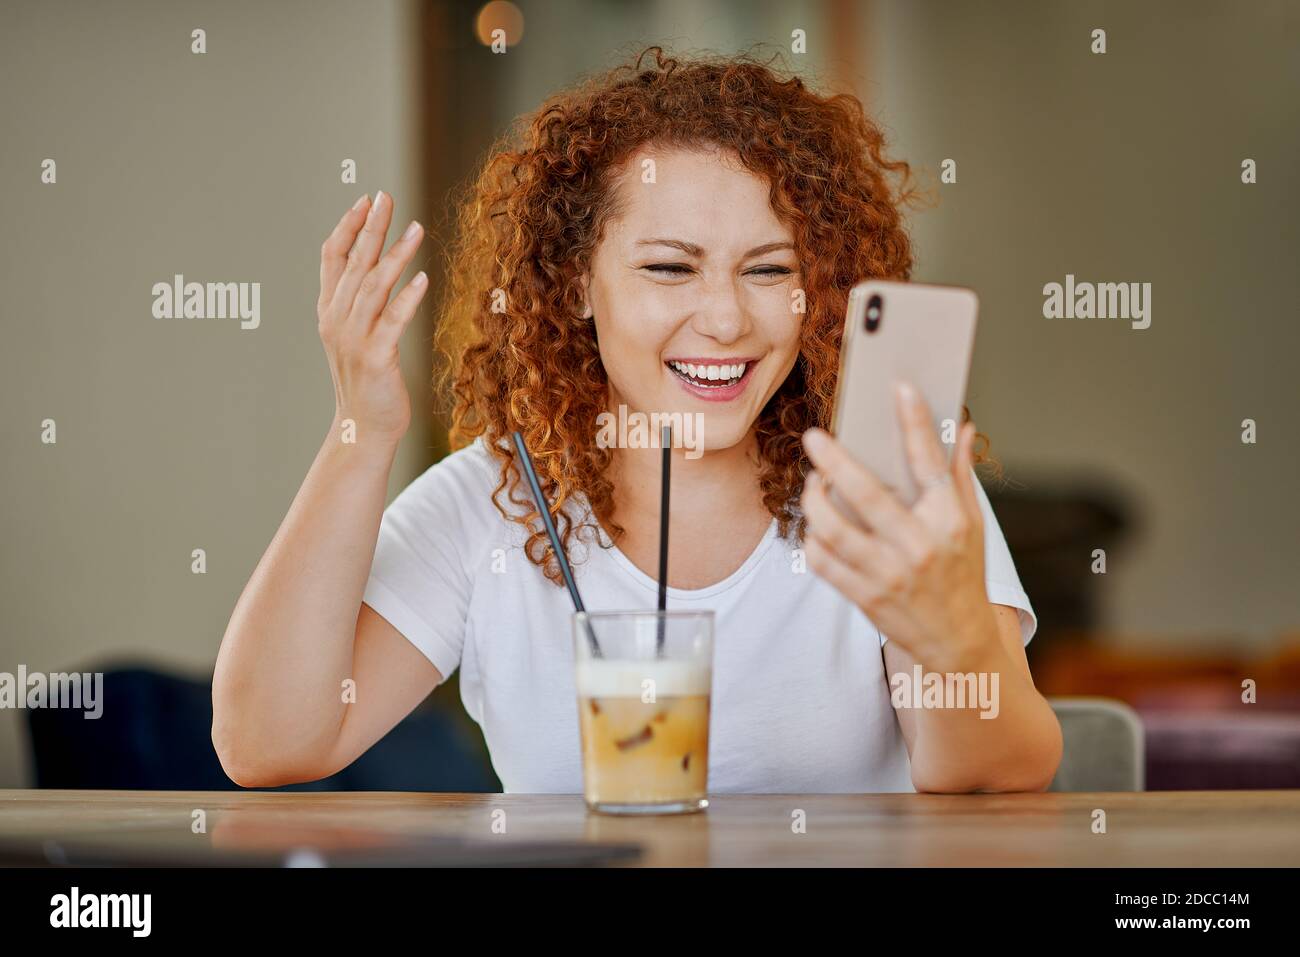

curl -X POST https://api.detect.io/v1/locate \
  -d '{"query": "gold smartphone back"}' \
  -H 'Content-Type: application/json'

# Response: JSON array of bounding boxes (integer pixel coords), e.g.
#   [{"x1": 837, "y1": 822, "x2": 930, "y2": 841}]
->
[{"x1": 830, "y1": 280, "x2": 979, "y2": 505}]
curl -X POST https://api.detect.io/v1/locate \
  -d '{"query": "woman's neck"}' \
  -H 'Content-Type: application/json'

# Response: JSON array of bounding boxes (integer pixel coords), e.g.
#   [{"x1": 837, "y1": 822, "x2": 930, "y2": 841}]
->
[
  {"x1": 603, "y1": 430, "x2": 773, "y2": 588},
  {"x1": 612, "y1": 427, "x2": 758, "y2": 508}
]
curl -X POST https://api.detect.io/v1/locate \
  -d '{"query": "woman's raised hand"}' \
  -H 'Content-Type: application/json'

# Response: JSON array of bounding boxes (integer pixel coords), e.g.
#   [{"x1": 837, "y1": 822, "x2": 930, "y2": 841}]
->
[{"x1": 317, "y1": 191, "x2": 427, "y2": 447}]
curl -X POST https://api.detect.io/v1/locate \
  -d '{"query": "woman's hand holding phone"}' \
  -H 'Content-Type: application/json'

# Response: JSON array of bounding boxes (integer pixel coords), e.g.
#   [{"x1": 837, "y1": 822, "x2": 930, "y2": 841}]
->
[
  {"x1": 317, "y1": 191, "x2": 428, "y2": 449},
  {"x1": 799, "y1": 381, "x2": 999, "y2": 671}
]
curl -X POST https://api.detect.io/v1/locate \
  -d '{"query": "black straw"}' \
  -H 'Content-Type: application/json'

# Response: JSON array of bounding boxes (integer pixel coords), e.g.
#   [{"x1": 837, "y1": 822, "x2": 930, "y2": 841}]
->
[
  {"x1": 511, "y1": 431, "x2": 602, "y2": 657},
  {"x1": 656, "y1": 425, "x2": 671, "y2": 654}
]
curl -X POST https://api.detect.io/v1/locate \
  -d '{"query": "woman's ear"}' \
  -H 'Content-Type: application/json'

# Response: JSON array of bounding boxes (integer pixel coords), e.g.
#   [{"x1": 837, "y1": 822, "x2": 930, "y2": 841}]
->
[{"x1": 579, "y1": 273, "x2": 593, "y2": 319}]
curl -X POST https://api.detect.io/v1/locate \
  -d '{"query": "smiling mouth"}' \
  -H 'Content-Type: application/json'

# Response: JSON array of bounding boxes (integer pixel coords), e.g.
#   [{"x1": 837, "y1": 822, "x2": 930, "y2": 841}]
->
[{"x1": 665, "y1": 359, "x2": 752, "y2": 388}]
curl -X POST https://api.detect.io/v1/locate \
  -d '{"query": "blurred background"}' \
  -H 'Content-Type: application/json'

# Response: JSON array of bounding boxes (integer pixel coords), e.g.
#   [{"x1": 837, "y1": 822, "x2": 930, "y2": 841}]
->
[{"x1": 1, "y1": 0, "x2": 1297, "y2": 792}]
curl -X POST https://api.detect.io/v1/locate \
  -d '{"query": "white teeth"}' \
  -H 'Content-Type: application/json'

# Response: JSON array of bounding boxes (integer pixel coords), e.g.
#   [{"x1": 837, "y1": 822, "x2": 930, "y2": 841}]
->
[{"x1": 667, "y1": 360, "x2": 750, "y2": 385}]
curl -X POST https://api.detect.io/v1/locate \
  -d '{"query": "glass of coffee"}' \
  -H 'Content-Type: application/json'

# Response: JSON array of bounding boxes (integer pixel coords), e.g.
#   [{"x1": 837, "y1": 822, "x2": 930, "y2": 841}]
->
[{"x1": 573, "y1": 610, "x2": 714, "y2": 815}]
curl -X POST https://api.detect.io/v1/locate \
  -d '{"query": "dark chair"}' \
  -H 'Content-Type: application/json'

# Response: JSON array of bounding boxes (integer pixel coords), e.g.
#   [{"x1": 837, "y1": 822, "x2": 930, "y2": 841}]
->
[
  {"x1": 26, "y1": 664, "x2": 500, "y2": 792},
  {"x1": 982, "y1": 476, "x2": 1135, "y2": 662}
]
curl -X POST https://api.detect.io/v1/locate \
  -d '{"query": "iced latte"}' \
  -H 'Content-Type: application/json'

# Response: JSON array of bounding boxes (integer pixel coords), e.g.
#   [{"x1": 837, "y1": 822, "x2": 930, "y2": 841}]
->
[{"x1": 573, "y1": 611, "x2": 714, "y2": 814}]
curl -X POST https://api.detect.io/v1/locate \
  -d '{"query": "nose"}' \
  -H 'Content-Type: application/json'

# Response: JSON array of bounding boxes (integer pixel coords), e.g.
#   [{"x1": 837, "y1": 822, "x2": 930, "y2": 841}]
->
[{"x1": 688, "y1": 276, "x2": 752, "y2": 345}]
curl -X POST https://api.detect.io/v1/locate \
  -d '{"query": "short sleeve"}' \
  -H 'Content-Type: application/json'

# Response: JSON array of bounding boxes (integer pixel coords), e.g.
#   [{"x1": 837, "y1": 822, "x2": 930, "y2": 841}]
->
[
  {"x1": 878, "y1": 467, "x2": 1038, "y2": 647},
  {"x1": 972, "y1": 470, "x2": 1037, "y2": 645},
  {"x1": 362, "y1": 448, "x2": 485, "y2": 680}
]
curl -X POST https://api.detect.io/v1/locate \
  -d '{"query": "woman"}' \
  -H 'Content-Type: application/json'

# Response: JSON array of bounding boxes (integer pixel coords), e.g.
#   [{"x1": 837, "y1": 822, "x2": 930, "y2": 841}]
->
[{"x1": 212, "y1": 49, "x2": 1062, "y2": 794}]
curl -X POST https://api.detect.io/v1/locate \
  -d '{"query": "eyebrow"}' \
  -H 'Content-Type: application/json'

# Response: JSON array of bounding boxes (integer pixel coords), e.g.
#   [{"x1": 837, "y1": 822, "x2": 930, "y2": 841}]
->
[{"x1": 636, "y1": 238, "x2": 795, "y2": 258}]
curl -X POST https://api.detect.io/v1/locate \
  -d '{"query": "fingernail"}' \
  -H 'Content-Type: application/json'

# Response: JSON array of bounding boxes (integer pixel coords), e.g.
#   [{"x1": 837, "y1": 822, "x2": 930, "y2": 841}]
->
[
  {"x1": 370, "y1": 190, "x2": 386, "y2": 215},
  {"x1": 412, "y1": 271, "x2": 428, "y2": 287},
  {"x1": 402, "y1": 220, "x2": 421, "y2": 240},
  {"x1": 352, "y1": 193, "x2": 368, "y2": 210},
  {"x1": 803, "y1": 428, "x2": 827, "y2": 454},
  {"x1": 897, "y1": 381, "x2": 917, "y2": 405}
]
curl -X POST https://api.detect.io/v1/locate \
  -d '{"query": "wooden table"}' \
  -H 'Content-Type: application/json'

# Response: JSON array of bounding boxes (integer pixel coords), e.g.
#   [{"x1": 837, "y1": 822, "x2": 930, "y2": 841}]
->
[{"x1": 2, "y1": 789, "x2": 1298, "y2": 866}]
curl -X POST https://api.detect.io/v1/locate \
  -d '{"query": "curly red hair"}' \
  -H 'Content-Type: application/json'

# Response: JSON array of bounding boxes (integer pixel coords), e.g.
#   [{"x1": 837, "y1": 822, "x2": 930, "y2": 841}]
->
[{"x1": 434, "y1": 47, "x2": 997, "y2": 584}]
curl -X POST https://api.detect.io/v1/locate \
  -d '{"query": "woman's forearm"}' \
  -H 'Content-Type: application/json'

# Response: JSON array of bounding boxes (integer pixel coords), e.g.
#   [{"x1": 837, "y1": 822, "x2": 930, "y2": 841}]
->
[
  {"x1": 211, "y1": 419, "x2": 398, "y2": 781},
  {"x1": 906, "y1": 631, "x2": 1064, "y2": 794}
]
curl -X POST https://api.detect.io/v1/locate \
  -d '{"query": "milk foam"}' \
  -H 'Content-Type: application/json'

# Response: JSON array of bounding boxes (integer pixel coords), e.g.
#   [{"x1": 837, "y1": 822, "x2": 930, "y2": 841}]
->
[{"x1": 576, "y1": 659, "x2": 711, "y2": 697}]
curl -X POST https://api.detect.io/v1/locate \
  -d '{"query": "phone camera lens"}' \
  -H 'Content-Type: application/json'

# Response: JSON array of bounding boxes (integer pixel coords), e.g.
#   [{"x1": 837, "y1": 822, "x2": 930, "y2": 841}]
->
[{"x1": 865, "y1": 294, "x2": 883, "y2": 333}]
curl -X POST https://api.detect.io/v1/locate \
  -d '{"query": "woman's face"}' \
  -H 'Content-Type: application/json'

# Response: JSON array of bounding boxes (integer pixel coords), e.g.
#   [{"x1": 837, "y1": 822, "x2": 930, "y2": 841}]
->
[{"x1": 583, "y1": 145, "x2": 803, "y2": 454}]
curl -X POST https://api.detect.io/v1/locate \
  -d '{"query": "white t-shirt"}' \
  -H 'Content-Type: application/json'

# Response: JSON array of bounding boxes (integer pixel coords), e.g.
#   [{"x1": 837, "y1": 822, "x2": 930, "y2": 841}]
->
[{"x1": 363, "y1": 437, "x2": 1037, "y2": 794}]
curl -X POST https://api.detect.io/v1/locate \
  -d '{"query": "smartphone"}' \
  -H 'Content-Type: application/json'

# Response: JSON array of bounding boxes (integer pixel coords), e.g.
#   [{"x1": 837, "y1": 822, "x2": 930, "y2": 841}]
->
[{"x1": 828, "y1": 280, "x2": 979, "y2": 507}]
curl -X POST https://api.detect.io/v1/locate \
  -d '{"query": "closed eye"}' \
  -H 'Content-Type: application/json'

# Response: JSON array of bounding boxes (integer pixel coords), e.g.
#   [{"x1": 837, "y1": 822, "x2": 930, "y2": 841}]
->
[{"x1": 643, "y1": 264, "x2": 793, "y2": 276}]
